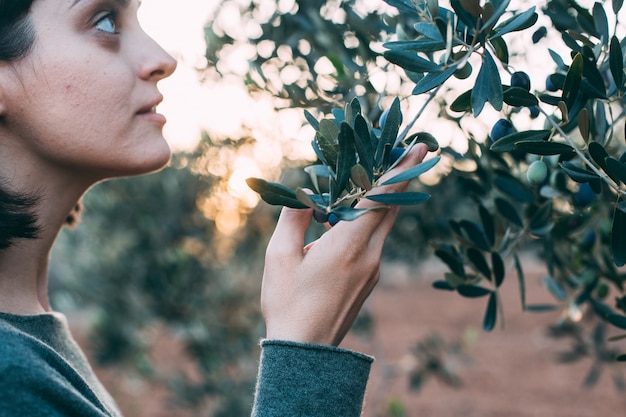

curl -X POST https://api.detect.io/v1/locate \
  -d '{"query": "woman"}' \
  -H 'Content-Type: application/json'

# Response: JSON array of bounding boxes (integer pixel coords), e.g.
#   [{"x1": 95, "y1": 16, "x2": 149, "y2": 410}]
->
[{"x1": 0, "y1": 1, "x2": 429, "y2": 416}]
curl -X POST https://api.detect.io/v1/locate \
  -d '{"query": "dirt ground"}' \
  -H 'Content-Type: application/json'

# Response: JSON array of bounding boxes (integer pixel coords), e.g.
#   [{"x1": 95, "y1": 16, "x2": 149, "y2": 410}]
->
[{"x1": 79, "y1": 255, "x2": 626, "y2": 416}]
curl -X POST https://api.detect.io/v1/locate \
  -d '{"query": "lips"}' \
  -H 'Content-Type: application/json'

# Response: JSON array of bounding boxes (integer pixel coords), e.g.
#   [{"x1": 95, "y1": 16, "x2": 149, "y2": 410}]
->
[
  {"x1": 138, "y1": 106, "x2": 156, "y2": 114},
  {"x1": 137, "y1": 95, "x2": 164, "y2": 115},
  {"x1": 136, "y1": 95, "x2": 167, "y2": 125}
]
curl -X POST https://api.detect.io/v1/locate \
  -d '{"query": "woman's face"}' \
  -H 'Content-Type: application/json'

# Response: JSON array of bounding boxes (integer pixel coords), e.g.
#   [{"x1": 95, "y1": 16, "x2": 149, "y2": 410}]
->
[{"x1": 0, "y1": 0, "x2": 177, "y2": 182}]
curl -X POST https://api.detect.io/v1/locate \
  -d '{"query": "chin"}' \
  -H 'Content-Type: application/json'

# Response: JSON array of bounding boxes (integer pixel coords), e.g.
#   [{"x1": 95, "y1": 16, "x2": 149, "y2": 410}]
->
[
  {"x1": 107, "y1": 138, "x2": 172, "y2": 178},
  {"x1": 133, "y1": 140, "x2": 172, "y2": 175}
]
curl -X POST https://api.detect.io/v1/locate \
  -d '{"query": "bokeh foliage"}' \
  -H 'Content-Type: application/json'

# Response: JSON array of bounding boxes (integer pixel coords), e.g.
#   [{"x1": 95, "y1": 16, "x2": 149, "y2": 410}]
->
[{"x1": 51, "y1": 147, "x2": 270, "y2": 415}]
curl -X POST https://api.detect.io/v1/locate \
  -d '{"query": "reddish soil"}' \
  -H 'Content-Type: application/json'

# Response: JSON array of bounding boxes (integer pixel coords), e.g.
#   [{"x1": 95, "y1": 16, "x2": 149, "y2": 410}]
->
[
  {"x1": 78, "y1": 256, "x2": 626, "y2": 417},
  {"x1": 344, "y1": 257, "x2": 626, "y2": 417}
]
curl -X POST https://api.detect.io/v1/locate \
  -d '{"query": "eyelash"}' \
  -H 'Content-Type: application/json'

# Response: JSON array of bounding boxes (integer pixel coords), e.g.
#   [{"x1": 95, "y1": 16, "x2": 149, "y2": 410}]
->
[{"x1": 94, "y1": 10, "x2": 120, "y2": 35}]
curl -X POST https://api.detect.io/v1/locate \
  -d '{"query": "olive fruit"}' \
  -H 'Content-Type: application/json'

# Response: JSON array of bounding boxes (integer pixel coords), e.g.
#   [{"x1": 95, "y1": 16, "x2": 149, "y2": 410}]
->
[
  {"x1": 545, "y1": 75, "x2": 559, "y2": 92},
  {"x1": 490, "y1": 119, "x2": 513, "y2": 142},
  {"x1": 581, "y1": 231, "x2": 596, "y2": 250},
  {"x1": 510, "y1": 71, "x2": 531, "y2": 91},
  {"x1": 532, "y1": 26, "x2": 548, "y2": 44},
  {"x1": 453, "y1": 63, "x2": 472, "y2": 80},
  {"x1": 313, "y1": 210, "x2": 329, "y2": 223},
  {"x1": 526, "y1": 160, "x2": 548, "y2": 184},
  {"x1": 574, "y1": 182, "x2": 596, "y2": 207},
  {"x1": 389, "y1": 147, "x2": 405, "y2": 165}
]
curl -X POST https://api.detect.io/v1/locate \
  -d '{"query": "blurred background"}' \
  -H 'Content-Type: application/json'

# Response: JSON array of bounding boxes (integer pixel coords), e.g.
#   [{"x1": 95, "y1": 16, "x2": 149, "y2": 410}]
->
[{"x1": 49, "y1": 0, "x2": 626, "y2": 416}]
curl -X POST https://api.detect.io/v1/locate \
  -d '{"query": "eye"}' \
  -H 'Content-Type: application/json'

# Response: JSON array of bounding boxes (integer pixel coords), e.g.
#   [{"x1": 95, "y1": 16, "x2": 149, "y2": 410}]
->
[{"x1": 94, "y1": 12, "x2": 119, "y2": 34}]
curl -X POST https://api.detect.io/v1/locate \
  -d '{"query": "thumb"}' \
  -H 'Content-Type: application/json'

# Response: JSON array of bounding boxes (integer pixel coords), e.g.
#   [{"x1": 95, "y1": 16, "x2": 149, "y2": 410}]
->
[{"x1": 266, "y1": 207, "x2": 313, "y2": 259}]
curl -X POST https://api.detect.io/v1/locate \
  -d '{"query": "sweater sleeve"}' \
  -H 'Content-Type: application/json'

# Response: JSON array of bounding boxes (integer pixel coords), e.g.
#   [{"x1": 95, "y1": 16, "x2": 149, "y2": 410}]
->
[{"x1": 251, "y1": 339, "x2": 373, "y2": 417}]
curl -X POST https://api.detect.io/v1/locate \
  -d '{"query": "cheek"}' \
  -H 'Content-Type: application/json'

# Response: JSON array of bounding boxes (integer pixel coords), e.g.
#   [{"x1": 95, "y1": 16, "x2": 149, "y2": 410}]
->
[{"x1": 54, "y1": 73, "x2": 130, "y2": 135}]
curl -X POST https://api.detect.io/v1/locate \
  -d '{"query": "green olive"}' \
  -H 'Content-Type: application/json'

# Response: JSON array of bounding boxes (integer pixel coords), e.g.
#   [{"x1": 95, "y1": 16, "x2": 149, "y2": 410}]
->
[{"x1": 526, "y1": 160, "x2": 548, "y2": 184}]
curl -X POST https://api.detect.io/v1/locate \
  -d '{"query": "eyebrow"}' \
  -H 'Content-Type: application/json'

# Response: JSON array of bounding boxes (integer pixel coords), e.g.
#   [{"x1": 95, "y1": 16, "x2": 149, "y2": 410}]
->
[{"x1": 70, "y1": 0, "x2": 132, "y2": 8}]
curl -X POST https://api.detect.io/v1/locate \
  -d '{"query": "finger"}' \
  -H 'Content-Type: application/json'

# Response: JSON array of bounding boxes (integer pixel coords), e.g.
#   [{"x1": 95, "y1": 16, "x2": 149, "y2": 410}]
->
[
  {"x1": 369, "y1": 204, "x2": 401, "y2": 252},
  {"x1": 349, "y1": 143, "x2": 429, "y2": 235},
  {"x1": 364, "y1": 143, "x2": 429, "y2": 251},
  {"x1": 267, "y1": 206, "x2": 313, "y2": 259},
  {"x1": 372, "y1": 142, "x2": 429, "y2": 196}
]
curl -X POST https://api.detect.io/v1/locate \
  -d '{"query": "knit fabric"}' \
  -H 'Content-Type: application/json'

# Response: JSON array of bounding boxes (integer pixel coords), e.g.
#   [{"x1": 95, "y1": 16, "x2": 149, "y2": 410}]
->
[
  {"x1": 0, "y1": 312, "x2": 122, "y2": 417},
  {"x1": 0, "y1": 314, "x2": 372, "y2": 416},
  {"x1": 251, "y1": 339, "x2": 373, "y2": 417}
]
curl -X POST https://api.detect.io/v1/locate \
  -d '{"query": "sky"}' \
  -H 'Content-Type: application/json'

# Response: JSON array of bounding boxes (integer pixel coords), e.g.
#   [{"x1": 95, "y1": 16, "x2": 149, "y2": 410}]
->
[
  {"x1": 137, "y1": 0, "x2": 315, "y2": 233},
  {"x1": 137, "y1": 0, "x2": 218, "y2": 151},
  {"x1": 138, "y1": 0, "x2": 283, "y2": 153},
  {"x1": 138, "y1": 0, "x2": 315, "y2": 162}
]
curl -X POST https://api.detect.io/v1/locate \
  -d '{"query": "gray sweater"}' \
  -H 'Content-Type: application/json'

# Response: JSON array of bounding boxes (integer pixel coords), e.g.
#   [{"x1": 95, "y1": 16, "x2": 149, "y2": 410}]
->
[{"x1": 0, "y1": 312, "x2": 372, "y2": 416}]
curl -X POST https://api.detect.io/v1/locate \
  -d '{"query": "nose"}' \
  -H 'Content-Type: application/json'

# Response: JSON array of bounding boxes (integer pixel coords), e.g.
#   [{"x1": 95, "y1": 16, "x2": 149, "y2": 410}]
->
[{"x1": 137, "y1": 35, "x2": 178, "y2": 83}]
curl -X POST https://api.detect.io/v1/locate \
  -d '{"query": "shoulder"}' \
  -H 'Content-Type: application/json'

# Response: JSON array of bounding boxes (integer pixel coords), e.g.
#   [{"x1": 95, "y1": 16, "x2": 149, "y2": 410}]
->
[
  {"x1": 0, "y1": 320, "x2": 44, "y2": 366},
  {"x1": 0, "y1": 325, "x2": 61, "y2": 415},
  {"x1": 0, "y1": 323, "x2": 111, "y2": 417},
  {"x1": 0, "y1": 321, "x2": 59, "y2": 384}
]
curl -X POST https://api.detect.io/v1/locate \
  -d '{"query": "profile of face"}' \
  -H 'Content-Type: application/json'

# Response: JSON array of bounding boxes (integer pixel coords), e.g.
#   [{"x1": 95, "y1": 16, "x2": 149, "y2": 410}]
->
[{"x1": 0, "y1": 0, "x2": 178, "y2": 185}]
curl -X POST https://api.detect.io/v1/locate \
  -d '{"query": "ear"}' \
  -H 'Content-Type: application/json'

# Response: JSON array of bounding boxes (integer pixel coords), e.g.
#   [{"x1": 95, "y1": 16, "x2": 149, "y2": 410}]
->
[
  {"x1": 0, "y1": 64, "x2": 8, "y2": 117},
  {"x1": 0, "y1": 62, "x2": 14, "y2": 118},
  {"x1": 0, "y1": 94, "x2": 6, "y2": 117},
  {"x1": 0, "y1": 97, "x2": 6, "y2": 118}
]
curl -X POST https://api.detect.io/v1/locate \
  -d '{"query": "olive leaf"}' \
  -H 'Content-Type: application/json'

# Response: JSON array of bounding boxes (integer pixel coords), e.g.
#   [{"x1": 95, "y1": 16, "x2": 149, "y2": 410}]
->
[
  {"x1": 562, "y1": 53, "x2": 583, "y2": 110},
  {"x1": 513, "y1": 140, "x2": 575, "y2": 156},
  {"x1": 295, "y1": 188, "x2": 325, "y2": 211},
  {"x1": 330, "y1": 205, "x2": 387, "y2": 221},
  {"x1": 365, "y1": 192, "x2": 431, "y2": 205},
  {"x1": 610, "y1": 36, "x2": 624, "y2": 90},
  {"x1": 472, "y1": 50, "x2": 503, "y2": 116},
  {"x1": 491, "y1": 5, "x2": 537, "y2": 38},
  {"x1": 376, "y1": 98, "x2": 402, "y2": 166},
  {"x1": 492, "y1": 252, "x2": 505, "y2": 287},
  {"x1": 467, "y1": 248, "x2": 491, "y2": 280},
  {"x1": 351, "y1": 164, "x2": 372, "y2": 191},
  {"x1": 612, "y1": 202, "x2": 626, "y2": 267},
  {"x1": 434, "y1": 244, "x2": 466, "y2": 278},
  {"x1": 503, "y1": 86, "x2": 538, "y2": 107},
  {"x1": 412, "y1": 66, "x2": 458, "y2": 95},
  {"x1": 490, "y1": 130, "x2": 551, "y2": 152},
  {"x1": 495, "y1": 197, "x2": 524, "y2": 228},
  {"x1": 383, "y1": 49, "x2": 443, "y2": 73},
  {"x1": 559, "y1": 161, "x2": 600, "y2": 183},
  {"x1": 458, "y1": 285, "x2": 492, "y2": 298},
  {"x1": 381, "y1": 155, "x2": 441, "y2": 185},
  {"x1": 483, "y1": 293, "x2": 498, "y2": 331},
  {"x1": 245, "y1": 178, "x2": 308, "y2": 209},
  {"x1": 334, "y1": 123, "x2": 357, "y2": 200}
]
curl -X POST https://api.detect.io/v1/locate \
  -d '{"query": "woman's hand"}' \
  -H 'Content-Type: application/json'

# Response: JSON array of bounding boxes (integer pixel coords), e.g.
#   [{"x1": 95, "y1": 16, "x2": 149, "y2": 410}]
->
[{"x1": 260, "y1": 143, "x2": 430, "y2": 347}]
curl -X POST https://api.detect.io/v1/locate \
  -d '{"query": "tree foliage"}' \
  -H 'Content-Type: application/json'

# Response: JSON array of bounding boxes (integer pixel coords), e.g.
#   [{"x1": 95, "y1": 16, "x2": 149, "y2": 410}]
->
[{"x1": 207, "y1": 0, "x2": 626, "y2": 378}]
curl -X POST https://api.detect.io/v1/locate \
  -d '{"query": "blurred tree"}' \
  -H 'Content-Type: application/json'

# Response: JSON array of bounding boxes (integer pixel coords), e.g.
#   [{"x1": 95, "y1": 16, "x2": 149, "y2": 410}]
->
[{"x1": 51, "y1": 144, "x2": 270, "y2": 415}]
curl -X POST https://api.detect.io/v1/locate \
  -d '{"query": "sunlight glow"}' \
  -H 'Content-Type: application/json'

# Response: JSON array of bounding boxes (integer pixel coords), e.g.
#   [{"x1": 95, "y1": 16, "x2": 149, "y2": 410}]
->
[{"x1": 137, "y1": 0, "x2": 622, "y2": 240}]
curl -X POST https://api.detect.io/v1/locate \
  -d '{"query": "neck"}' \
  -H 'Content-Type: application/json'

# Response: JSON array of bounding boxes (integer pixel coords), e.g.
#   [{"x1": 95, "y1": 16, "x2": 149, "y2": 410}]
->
[
  {"x1": 0, "y1": 130, "x2": 102, "y2": 315},
  {"x1": 0, "y1": 186, "x2": 86, "y2": 315}
]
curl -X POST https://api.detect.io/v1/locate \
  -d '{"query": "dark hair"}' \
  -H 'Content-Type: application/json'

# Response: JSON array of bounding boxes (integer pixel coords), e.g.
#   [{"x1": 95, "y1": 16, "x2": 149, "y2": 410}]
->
[
  {"x1": 1, "y1": 0, "x2": 40, "y2": 249},
  {"x1": 0, "y1": 185, "x2": 39, "y2": 250},
  {"x1": 0, "y1": 0, "x2": 37, "y2": 61}
]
